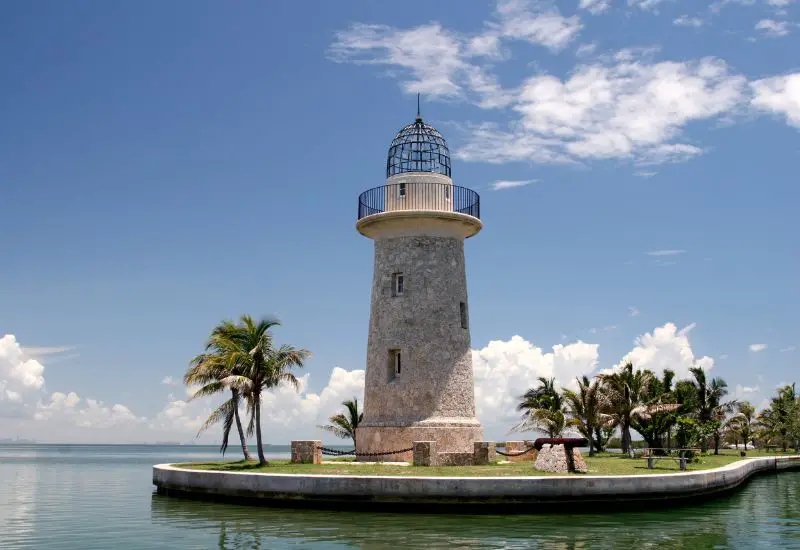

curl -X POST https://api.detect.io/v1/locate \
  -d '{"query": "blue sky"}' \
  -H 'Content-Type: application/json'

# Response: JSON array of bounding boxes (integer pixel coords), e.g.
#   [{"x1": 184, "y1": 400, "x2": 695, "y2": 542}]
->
[{"x1": 1, "y1": 0, "x2": 798, "y2": 443}]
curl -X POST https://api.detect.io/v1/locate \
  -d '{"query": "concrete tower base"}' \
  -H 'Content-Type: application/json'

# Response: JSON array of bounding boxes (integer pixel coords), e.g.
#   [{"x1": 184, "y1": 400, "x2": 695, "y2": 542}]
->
[{"x1": 357, "y1": 422, "x2": 484, "y2": 462}]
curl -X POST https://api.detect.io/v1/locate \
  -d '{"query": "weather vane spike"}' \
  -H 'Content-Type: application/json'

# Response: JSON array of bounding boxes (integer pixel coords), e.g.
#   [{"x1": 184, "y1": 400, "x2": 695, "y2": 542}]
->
[{"x1": 416, "y1": 93, "x2": 421, "y2": 120}]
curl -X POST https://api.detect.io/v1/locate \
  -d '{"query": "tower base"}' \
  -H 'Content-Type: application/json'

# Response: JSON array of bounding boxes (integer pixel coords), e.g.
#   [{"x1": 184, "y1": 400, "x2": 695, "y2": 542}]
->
[{"x1": 356, "y1": 421, "x2": 484, "y2": 462}]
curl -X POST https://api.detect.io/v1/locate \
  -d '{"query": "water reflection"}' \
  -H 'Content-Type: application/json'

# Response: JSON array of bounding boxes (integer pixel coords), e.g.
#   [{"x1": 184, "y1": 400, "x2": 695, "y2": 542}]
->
[{"x1": 150, "y1": 490, "x2": 752, "y2": 549}]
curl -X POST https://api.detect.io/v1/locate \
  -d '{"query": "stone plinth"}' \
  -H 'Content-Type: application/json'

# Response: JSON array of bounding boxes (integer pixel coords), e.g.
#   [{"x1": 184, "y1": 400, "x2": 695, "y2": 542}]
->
[
  {"x1": 474, "y1": 442, "x2": 496, "y2": 465},
  {"x1": 502, "y1": 441, "x2": 536, "y2": 463},
  {"x1": 291, "y1": 440, "x2": 322, "y2": 465},
  {"x1": 356, "y1": 423, "x2": 482, "y2": 462},
  {"x1": 413, "y1": 441, "x2": 437, "y2": 466},
  {"x1": 534, "y1": 444, "x2": 588, "y2": 473},
  {"x1": 438, "y1": 452, "x2": 473, "y2": 466}
]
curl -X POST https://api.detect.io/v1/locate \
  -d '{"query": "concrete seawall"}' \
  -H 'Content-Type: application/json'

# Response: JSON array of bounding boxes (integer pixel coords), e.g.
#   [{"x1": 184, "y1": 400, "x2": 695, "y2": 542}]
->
[{"x1": 153, "y1": 456, "x2": 800, "y2": 512}]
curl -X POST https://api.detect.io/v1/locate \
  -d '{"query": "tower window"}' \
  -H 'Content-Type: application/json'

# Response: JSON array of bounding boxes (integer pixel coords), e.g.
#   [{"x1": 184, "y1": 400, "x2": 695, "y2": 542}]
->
[
  {"x1": 460, "y1": 302, "x2": 468, "y2": 329},
  {"x1": 392, "y1": 273, "x2": 404, "y2": 296},
  {"x1": 444, "y1": 186, "x2": 450, "y2": 200},
  {"x1": 389, "y1": 349, "x2": 402, "y2": 378},
  {"x1": 398, "y1": 182, "x2": 406, "y2": 198}
]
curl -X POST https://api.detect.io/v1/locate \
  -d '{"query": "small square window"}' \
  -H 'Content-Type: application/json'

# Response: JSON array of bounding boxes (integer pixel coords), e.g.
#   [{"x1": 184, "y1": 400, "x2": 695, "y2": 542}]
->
[
  {"x1": 393, "y1": 273, "x2": 404, "y2": 296},
  {"x1": 398, "y1": 183, "x2": 406, "y2": 198}
]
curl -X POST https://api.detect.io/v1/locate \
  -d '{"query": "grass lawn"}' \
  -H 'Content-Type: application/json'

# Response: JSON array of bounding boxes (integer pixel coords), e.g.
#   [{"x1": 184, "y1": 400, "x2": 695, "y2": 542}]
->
[{"x1": 172, "y1": 449, "x2": 796, "y2": 477}]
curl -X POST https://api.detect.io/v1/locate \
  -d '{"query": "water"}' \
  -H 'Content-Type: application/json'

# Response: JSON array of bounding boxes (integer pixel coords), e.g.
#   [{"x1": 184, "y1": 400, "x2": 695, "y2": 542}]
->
[{"x1": 1, "y1": 444, "x2": 799, "y2": 549}]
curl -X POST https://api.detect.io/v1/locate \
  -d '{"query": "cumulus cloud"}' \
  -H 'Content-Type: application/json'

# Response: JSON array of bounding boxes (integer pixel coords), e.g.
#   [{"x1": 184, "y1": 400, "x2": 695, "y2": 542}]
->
[
  {"x1": 609, "y1": 323, "x2": 714, "y2": 379},
  {"x1": 472, "y1": 336, "x2": 599, "y2": 433},
  {"x1": 149, "y1": 366, "x2": 365, "y2": 444},
  {"x1": 0, "y1": 335, "x2": 46, "y2": 417},
  {"x1": 628, "y1": 306, "x2": 640, "y2": 317},
  {"x1": 1, "y1": 334, "x2": 145, "y2": 440},
  {"x1": 749, "y1": 343, "x2": 768, "y2": 352},
  {"x1": 751, "y1": 73, "x2": 800, "y2": 127}
]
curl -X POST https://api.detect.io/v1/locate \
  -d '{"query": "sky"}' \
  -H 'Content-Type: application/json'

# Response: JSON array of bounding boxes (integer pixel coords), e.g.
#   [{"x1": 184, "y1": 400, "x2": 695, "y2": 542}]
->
[{"x1": 1, "y1": 0, "x2": 798, "y2": 444}]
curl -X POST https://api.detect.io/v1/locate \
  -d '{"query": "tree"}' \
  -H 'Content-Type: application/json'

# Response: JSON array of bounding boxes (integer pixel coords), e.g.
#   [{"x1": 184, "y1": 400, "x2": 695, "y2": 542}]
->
[
  {"x1": 512, "y1": 377, "x2": 566, "y2": 438},
  {"x1": 726, "y1": 401, "x2": 756, "y2": 451},
  {"x1": 630, "y1": 369, "x2": 682, "y2": 452},
  {"x1": 563, "y1": 376, "x2": 605, "y2": 456},
  {"x1": 598, "y1": 362, "x2": 657, "y2": 456},
  {"x1": 184, "y1": 330, "x2": 252, "y2": 460},
  {"x1": 761, "y1": 384, "x2": 799, "y2": 452},
  {"x1": 317, "y1": 398, "x2": 363, "y2": 447},
  {"x1": 208, "y1": 315, "x2": 311, "y2": 465},
  {"x1": 687, "y1": 367, "x2": 735, "y2": 454}
]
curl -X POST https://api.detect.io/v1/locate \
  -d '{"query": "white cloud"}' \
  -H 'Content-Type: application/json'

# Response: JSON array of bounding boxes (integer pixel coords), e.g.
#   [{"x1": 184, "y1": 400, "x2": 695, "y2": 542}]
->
[
  {"x1": 755, "y1": 19, "x2": 792, "y2": 37},
  {"x1": 629, "y1": 306, "x2": 640, "y2": 317},
  {"x1": 719, "y1": 354, "x2": 729, "y2": 360},
  {"x1": 628, "y1": 0, "x2": 667, "y2": 11},
  {"x1": 457, "y1": 53, "x2": 747, "y2": 165},
  {"x1": 674, "y1": 15, "x2": 705, "y2": 27},
  {"x1": 734, "y1": 384, "x2": 760, "y2": 400},
  {"x1": 634, "y1": 171, "x2": 657, "y2": 178},
  {"x1": 34, "y1": 392, "x2": 145, "y2": 429},
  {"x1": 610, "y1": 322, "x2": 714, "y2": 380},
  {"x1": 579, "y1": 0, "x2": 612, "y2": 14},
  {"x1": 767, "y1": 0, "x2": 793, "y2": 6},
  {"x1": 749, "y1": 343, "x2": 768, "y2": 352},
  {"x1": 491, "y1": 179, "x2": 538, "y2": 190},
  {"x1": 751, "y1": 73, "x2": 800, "y2": 127},
  {"x1": 472, "y1": 336, "x2": 599, "y2": 433},
  {"x1": 0, "y1": 335, "x2": 46, "y2": 417},
  {"x1": 575, "y1": 43, "x2": 598, "y2": 57},
  {"x1": 780, "y1": 345, "x2": 796, "y2": 353},
  {"x1": 646, "y1": 249, "x2": 685, "y2": 256},
  {"x1": 492, "y1": 0, "x2": 583, "y2": 51},
  {"x1": 161, "y1": 376, "x2": 177, "y2": 385}
]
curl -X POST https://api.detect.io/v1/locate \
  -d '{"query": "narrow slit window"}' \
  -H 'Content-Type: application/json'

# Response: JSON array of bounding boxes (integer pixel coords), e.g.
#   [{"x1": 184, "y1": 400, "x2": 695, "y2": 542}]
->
[
  {"x1": 398, "y1": 182, "x2": 406, "y2": 198},
  {"x1": 444, "y1": 185, "x2": 450, "y2": 201},
  {"x1": 393, "y1": 273, "x2": 404, "y2": 296},
  {"x1": 460, "y1": 302, "x2": 468, "y2": 329},
  {"x1": 389, "y1": 349, "x2": 402, "y2": 378}
]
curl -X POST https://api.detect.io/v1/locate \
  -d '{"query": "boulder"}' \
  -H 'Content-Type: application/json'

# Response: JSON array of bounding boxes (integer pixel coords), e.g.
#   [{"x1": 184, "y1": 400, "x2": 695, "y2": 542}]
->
[{"x1": 534, "y1": 444, "x2": 588, "y2": 473}]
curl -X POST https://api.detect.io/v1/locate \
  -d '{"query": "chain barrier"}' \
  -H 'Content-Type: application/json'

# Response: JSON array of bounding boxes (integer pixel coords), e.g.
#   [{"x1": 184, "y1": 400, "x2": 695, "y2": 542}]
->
[
  {"x1": 317, "y1": 446, "x2": 414, "y2": 458},
  {"x1": 495, "y1": 446, "x2": 537, "y2": 457}
]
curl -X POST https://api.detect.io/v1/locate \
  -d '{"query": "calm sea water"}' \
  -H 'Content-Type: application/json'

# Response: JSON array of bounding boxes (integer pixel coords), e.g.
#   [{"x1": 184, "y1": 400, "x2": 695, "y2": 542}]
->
[{"x1": 1, "y1": 444, "x2": 798, "y2": 549}]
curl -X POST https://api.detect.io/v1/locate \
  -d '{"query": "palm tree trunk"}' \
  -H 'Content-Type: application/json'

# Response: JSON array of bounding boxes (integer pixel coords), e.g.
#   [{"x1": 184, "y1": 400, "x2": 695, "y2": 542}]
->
[
  {"x1": 233, "y1": 403, "x2": 252, "y2": 461},
  {"x1": 714, "y1": 433, "x2": 720, "y2": 455},
  {"x1": 254, "y1": 391, "x2": 268, "y2": 465},
  {"x1": 621, "y1": 421, "x2": 632, "y2": 455}
]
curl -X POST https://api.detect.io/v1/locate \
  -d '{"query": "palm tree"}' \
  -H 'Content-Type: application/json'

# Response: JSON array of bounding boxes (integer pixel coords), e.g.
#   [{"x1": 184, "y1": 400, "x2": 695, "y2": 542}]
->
[
  {"x1": 317, "y1": 398, "x2": 363, "y2": 447},
  {"x1": 208, "y1": 315, "x2": 311, "y2": 465},
  {"x1": 631, "y1": 369, "x2": 682, "y2": 452},
  {"x1": 184, "y1": 330, "x2": 252, "y2": 460},
  {"x1": 512, "y1": 377, "x2": 566, "y2": 438},
  {"x1": 688, "y1": 367, "x2": 735, "y2": 454},
  {"x1": 726, "y1": 401, "x2": 756, "y2": 451},
  {"x1": 598, "y1": 362, "x2": 657, "y2": 456},
  {"x1": 563, "y1": 376, "x2": 604, "y2": 456}
]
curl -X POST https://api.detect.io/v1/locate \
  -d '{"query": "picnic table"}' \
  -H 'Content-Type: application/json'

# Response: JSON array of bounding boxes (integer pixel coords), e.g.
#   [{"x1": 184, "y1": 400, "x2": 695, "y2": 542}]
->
[{"x1": 640, "y1": 448, "x2": 701, "y2": 471}]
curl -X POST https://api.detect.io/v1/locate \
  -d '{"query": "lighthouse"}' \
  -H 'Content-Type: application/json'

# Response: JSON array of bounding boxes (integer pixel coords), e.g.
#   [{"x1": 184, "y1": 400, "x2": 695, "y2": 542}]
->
[{"x1": 355, "y1": 104, "x2": 484, "y2": 460}]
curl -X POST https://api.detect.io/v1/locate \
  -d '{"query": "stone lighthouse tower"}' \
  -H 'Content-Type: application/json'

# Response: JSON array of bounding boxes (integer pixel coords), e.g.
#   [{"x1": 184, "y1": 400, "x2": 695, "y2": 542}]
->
[{"x1": 355, "y1": 105, "x2": 483, "y2": 460}]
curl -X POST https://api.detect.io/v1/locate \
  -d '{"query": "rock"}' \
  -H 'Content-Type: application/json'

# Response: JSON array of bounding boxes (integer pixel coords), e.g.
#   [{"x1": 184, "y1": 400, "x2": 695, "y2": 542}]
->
[{"x1": 534, "y1": 444, "x2": 588, "y2": 473}]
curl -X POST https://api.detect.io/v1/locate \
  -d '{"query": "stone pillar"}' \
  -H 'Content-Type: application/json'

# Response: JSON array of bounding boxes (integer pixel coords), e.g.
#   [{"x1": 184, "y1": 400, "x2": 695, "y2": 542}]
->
[
  {"x1": 473, "y1": 442, "x2": 496, "y2": 465},
  {"x1": 503, "y1": 440, "x2": 527, "y2": 463},
  {"x1": 291, "y1": 440, "x2": 322, "y2": 464},
  {"x1": 413, "y1": 441, "x2": 437, "y2": 466}
]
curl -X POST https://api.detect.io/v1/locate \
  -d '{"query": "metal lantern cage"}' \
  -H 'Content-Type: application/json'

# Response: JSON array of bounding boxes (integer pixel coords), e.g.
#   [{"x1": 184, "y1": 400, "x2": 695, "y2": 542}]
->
[{"x1": 386, "y1": 117, "x2": 452, "y2": 178}]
